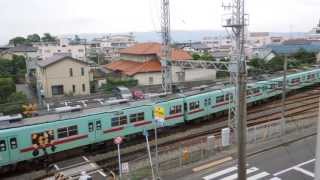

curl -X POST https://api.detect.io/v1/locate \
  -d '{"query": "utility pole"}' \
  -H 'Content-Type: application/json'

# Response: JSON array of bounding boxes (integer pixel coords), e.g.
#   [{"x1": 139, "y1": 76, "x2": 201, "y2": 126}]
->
[
  {"x1": 160, "y1": 0, "x2": 173, "y2": 94},
  {"x1": 281, "y1": 56, "x2": 288, "y2": 135},
  {"x1": 222, "y1": 0, "x2": 248, "y2": 179}
]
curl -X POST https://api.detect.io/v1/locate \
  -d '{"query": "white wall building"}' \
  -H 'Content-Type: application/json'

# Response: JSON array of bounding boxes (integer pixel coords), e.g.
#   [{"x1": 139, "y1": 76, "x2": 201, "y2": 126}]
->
[{"x1": 34, "y1": 38, "x2": 86, "y2": 61}]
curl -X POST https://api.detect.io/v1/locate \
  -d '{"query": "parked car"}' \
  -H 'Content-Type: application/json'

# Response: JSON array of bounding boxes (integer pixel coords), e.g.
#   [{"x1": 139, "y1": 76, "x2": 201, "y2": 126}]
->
[
  {"x1": 112, "y1": 86, "x2": 132, "y2": 99},
  {"x1": 132, "y1": 90, "x2": 145, "y2": 100}
]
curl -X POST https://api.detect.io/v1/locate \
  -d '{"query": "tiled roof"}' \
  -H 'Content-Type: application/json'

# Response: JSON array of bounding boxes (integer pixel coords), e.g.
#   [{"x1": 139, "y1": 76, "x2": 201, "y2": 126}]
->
[
  {"x1": 119, "y1": 42, "x2": 191, "y2": 60},
  {"x1": 37, "y1": 54, "x2": 89, "y2": 68},
  {"x1": 104, "y1": 60, "x2": 161, "y2": 76}
]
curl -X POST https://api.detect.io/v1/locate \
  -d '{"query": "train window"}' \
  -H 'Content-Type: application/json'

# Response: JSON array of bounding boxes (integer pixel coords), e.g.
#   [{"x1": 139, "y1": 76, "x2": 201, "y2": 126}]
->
[
  {"x1": 208, "y1": 98, "x2": 211, "y2": 105},
  {"x1": 170, "y1": 105, "x2": 182, "y2": 114},
  {"x1": 291, "y1": 78, "x2": 300, "y2": 84},
  {"x1": 112, "y1": 116, "x2": 128, "y2": 127},
  {"x1": 120, "y1": 116, "x2": 127, "y2": 125},
  {"x1": 130, "y1": 112, "x2": 144, "y2": 123},
  {"x1": 307, "y1": 74, "x2": 315, "y2": 80},
  {"x1": 253, "y1": 88, "x2": 259, "y2": 94},
  {"x1": 88, "y1": 122, "x2": 94, "y2": 132},
  {"x1": 189, "y1": 101, "x2": 200, "y2": 110},
  {"x1": 184, "y1": 103, "x2": 187, "y2": 111},
  {"x1": 10, "y1": 138, "x2": 18, "y2": 149},
  {"x1": 58, "y1": 125, "x2": 78, "y2": 138},
  {"x1": 278, "y1": 81, "x2": 283, "y2": 88},
  {"x1": 96, "y1": 120, "x2": 102, "y2": 130},
  {"x1": 270, "y1": 84, "x2": 276, "y2": 89},
  {"x1": 0, "y1": 140, "x2": 6, "y2": 152},
  {"x1": 216, "y1": 95, "x2": 224, "y2": 103},
  {"x1": 68, "y1": 125, "x2": 78, "y2": 136}
]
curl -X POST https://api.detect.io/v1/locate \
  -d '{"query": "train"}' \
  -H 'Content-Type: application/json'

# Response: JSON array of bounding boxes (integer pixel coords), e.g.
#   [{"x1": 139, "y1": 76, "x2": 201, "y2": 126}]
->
[{"x1": 0, "y1": 68, "x2": 319, "y2": 171}]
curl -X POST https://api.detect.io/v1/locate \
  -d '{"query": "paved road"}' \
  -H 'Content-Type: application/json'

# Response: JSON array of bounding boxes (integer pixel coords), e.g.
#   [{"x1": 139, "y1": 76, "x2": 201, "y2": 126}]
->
[{"x1": 176, "y1": 135, "x2": 316, "y2": 180}]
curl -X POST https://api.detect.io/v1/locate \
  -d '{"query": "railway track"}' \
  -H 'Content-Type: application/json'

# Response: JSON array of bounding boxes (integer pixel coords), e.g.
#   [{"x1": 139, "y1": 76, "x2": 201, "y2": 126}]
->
[
  {"x1": 90, "y1": 87, "x2": 320, "y2": 172},
  {"x1": 14, "y1": 86, "x2": 320, "y2": 179}
]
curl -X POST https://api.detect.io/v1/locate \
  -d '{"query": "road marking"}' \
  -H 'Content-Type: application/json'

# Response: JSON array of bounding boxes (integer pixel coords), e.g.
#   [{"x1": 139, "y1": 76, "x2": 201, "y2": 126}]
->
[
  {"x1": 247, "y1": 172, "x2": 270, "y2": 180},
  {"x1": 193, "y1": 156, "x2": 233, "y2": 172},
  {"x1": 269, "y1": 177, "x2": 281, "y2": 180},
  {"x1": 82, "y1": 156, "x2": 90, "y2": 162},
  {"x1": 202, "y1": 166, "x2": 237, "y2": 180},
  {"x1": 220, "y1": 167, "x2": 259, "y2": 180},
  {"x1": 294, "y1": 167, "x2": 314, "y2": 177},
  {"x1": 98, "y1": 170, "x2": 107, "y2": 177},
  {"x1": 274, "y1": 159, "x2": 315, "y2": 176}
]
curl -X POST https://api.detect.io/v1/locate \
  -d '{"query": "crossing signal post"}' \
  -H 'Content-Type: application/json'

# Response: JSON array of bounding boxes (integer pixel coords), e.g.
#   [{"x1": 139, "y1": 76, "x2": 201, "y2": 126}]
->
[{"x1": 114, "y1": 136, "x2": 123, "y2": 178}]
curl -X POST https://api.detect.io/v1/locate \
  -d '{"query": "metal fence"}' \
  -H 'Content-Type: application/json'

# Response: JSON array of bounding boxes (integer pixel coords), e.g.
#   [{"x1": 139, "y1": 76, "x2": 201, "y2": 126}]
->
[{"x1": 121, "y1": 116, "x2": 317, "y2": 180}]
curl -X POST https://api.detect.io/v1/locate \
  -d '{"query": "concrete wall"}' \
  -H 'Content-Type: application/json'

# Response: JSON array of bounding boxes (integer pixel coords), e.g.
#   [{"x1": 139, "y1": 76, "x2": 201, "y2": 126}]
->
[
  {"x1": 184, "y1": 68, "x2": 216, "y2": 81},
  {"x1": 37, "y1": 58, "x2": 91, "y2": 98},
  {"x1": 133, "y1": 66, "x2": 216, "y2": 86}
]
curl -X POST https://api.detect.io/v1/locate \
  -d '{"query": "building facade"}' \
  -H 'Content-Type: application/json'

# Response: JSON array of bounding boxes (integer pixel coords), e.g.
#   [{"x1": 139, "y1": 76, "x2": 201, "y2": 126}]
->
[
  {"x1": 36, "y1": 55, "x2": 91, "y2": 98},
  {"x1": 34, "y1": 38, "x2": 86, "y2": 61},
  {"x1": 104, "y1": 42, "x2": 216, "y2": 86}
]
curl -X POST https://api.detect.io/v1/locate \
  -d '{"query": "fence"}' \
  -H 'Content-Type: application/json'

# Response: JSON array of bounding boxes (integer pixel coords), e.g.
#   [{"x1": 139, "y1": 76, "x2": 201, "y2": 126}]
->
[{"x1": 122, "y1": 115, "x2": 318, "y2": 180}]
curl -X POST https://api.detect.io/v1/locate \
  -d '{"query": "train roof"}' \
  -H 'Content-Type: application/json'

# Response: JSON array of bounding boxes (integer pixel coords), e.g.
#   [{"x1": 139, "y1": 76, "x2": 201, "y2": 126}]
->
[{"x1": 1, "y1": 68, "x2": 319, "y2": 130}]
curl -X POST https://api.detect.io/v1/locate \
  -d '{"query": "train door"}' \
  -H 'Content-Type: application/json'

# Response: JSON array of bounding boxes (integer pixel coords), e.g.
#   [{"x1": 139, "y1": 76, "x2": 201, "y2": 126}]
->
[
  {"x1": 87, "y1": 119, "x2": 102, "y2": 142},
  {"x1": 0, "y1": 138, "x2": 9, "y2": 165},
  {"x1": 204, "y1": 97, "x2": 212, "y2": 112},
  {"x1": 7, "y1": 136, "x2": 19, "y2": 162}
]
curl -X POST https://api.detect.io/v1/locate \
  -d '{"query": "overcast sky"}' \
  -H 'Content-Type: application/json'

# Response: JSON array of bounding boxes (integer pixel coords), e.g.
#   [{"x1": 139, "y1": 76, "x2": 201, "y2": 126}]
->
[{"x1": 0, "y1": 0, "x2": 319, "y2": 44}]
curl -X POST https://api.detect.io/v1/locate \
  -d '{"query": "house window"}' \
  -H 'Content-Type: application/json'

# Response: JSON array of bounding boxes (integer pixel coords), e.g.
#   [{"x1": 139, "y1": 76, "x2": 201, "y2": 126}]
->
[
  {"x1": 52, "y1": 85, "x2": 64, "y2": 96},
  {"x1": 129, "y1": 112, "x2": 144, "y2": 123},
  {"x1": 69, "y1": 68, "x2": 73, "y2": 77},
  {"x1": 82, "y1": 84, "x2": 86, "y2": 92},
  {"x1": 78, "y1": 49, "x2": 84, "y2": 52},
  {"x1": 57, "y1": 49, "x2": 61, "y2": 52},
  {"x1": 57, "y1": 125, "x2": 78, "y2": 139},
  {"x1": 72, "y1": 85, "x2": 76, "y2": 93},
  {"x1": 81, "y1": 67, "x2": 85, "y2": 76},
  {"x1": 149, "y1": 77, "x2": 154, "y2": 85},
  {"x1": 111, "y1": 116, "x2": 127, "y2": 127}
]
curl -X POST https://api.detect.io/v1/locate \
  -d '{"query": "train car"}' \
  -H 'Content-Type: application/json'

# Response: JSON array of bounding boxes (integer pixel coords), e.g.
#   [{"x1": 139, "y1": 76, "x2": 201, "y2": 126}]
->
[
  {"x1": 0, "y1": 101, "x2": 154, "y2": 168},
  {"x1": 1, "y1": 68, "x2": 320, "y2": 170},
  {"x1": 153, "y1": 97, "x2": 185, "y2": 126}
]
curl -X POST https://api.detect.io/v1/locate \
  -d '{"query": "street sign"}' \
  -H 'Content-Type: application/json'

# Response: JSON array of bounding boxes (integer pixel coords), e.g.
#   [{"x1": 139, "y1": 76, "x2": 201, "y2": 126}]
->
[
  {"x1": 121, "y1": 162, "x2": 129, "y2": 173},
  {"x1": 114, "y1": 137, "x2": 123, "y2": 145},
  {"x1": 154, "y1": 106, "x2": 165, "y2": 121}
]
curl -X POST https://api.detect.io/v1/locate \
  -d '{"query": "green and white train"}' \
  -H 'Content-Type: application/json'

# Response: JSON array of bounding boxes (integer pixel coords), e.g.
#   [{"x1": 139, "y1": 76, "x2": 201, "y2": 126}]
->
[{"x1": 0, "y1": 68, "x2": 319, "y2": 171}]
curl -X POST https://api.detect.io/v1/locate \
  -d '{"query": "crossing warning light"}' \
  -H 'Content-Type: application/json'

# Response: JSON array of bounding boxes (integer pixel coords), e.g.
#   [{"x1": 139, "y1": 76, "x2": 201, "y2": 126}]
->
[{"x1": 182, "y1": 148, "x2": 189, "y2": 161}]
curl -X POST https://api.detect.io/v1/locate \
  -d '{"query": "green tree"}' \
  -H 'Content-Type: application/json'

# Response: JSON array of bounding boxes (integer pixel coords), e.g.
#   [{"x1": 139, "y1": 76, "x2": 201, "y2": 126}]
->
[
  {"x1": 201, "y1": 52, "x2": 214, "y2": 61},
  {"x1": 9, "y1": 37, "x2": 28, "y2": 46},
  {"x1": 27, "y1": 33, "x2": 41, "y2": 43},
  {"x1": 0, "y1": 78, "x2": 16, "y2": 103},
  {"x1": 41, "y1": 33, "x2": 57, "y2": 42},
  {"x1": 291, "y1": 48, "x2": 316, "y2": 64},
  {"x1": 248, "y1": 58, "x2": 267, "y2": 70},
  {"x1": 0, "y1": 92, "x2": 27, "y2": 115},
  {"x1": 192, "y1": 53, "x2": 201, "y2": 60},
  {"x1": 266, "y1": 56, "x2": 285, "y2": 71}
]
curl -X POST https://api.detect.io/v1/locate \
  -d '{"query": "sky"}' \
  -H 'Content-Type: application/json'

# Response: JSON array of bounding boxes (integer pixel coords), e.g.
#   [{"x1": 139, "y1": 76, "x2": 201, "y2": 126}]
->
[{"x1": 0, "y1": 0, "x2": 319, "y2": 44}]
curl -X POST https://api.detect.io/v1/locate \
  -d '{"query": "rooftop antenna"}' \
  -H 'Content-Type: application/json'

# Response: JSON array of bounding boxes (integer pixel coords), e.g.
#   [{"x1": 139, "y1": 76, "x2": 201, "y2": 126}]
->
[
  {"x1": 160, "y1": 0, "x2": 173, "y2": 94},
  {"x1": 222, "y1": 0, "x2": 249, "y2": 179}
]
